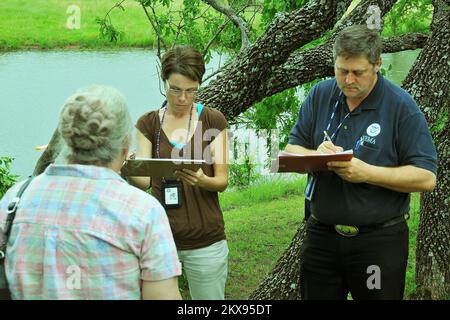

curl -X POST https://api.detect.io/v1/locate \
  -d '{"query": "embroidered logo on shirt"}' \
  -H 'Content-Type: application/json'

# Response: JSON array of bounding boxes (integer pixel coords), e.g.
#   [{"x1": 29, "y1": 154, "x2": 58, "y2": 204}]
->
[{"x1": 366, "y1": 123, "x2": 381, "y2": 137}]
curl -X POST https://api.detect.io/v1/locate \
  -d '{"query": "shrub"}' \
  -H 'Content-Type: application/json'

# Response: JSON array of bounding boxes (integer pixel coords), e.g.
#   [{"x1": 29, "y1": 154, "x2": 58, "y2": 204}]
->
[
  {"x1": 229, "y1": 155, "x2": 261, "y2": 189},
  {"x1": 0, "y1": 157, "x2": 18, "y2": 199}
]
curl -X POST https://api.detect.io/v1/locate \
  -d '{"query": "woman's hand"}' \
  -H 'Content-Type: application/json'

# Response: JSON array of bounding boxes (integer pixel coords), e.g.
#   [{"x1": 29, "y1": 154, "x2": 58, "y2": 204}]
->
[
  {"x1": 119, "y1": 151, "x2": 136, "y2": 176},
  {"x1": 127, "y1": 151, "x2": 136, "y2": 160},
  {"x1": 175, "y1": 168, "x2": 207, "y2": 188}
]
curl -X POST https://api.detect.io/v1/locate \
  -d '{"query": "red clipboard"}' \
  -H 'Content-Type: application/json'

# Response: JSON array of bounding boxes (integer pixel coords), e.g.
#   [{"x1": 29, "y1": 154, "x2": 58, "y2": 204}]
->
[{"x1": 271, "y1": 150, "x2": 353, "y2": 174}]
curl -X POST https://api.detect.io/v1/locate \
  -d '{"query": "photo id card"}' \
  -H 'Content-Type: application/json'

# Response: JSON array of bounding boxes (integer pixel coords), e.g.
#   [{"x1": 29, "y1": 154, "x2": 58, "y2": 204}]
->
[{"x1": 162, "y1": 181, "x2": 183, "y2": 209}]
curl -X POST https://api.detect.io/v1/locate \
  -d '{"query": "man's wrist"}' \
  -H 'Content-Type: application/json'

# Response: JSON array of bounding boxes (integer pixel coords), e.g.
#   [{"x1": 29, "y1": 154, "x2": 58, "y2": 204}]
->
[{"x1": 365, "y1": 164, "x2": 379, "y2": 185}]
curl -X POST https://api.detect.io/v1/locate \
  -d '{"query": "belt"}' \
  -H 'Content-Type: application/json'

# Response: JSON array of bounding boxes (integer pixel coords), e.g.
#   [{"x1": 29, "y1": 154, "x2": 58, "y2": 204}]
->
[{"x1": 310, "y1": 214, "x2": 408, "y2": 237}]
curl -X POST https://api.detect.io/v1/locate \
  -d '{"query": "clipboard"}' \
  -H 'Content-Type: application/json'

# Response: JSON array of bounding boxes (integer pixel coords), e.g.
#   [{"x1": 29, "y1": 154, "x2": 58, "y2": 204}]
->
[
  {"x1": 271, "y1": 150, "x2": 353, "y2": 174},
  {"x1": 121, "y1": 157, "x2": 206, "y2": 177}
]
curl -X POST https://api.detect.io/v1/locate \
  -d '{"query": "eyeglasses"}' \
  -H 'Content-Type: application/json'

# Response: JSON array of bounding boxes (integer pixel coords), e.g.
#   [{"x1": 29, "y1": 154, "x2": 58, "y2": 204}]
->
[{"x1": 166, "y1": 86, "x2": 198, "y2": 97}]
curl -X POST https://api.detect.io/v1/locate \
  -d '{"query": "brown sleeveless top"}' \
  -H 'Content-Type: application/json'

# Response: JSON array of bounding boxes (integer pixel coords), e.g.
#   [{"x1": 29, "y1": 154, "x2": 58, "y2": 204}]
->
[{"x1": 136, "y1": 105, "x2": 228, "y2": 250}]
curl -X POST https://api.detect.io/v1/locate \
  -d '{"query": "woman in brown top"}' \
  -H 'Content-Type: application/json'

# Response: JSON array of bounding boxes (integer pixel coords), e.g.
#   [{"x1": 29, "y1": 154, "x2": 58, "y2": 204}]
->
[{"x1": 128, "y1": 46, "x2": 229, "y2": 300}]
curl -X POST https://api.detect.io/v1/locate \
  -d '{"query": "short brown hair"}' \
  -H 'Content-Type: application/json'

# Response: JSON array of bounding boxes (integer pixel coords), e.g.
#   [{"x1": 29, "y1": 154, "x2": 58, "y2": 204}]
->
[
  {"x1": 333, "y1": 25, "x2": 382, "y2": 65},
  {"x1": 161, "y1": 46, "x2": 205, "y2": 84}
]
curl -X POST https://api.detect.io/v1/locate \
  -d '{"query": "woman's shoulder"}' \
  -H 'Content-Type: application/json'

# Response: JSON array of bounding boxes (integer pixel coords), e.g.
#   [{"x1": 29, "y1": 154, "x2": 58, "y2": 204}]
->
[
  {"x1": 199, "y1": 104, "x2": 227, "y2": 125},
  {"x1": 136, "y1": 108, "x2": 161, "y2": 139},
  {"x1": 137, "y1": 109, "x2": 160, "y2": 122},
  {"x1": 200, "y1": 104, "x2": 224, "y2": 116},
  {"x1": 136, "y1": 108, "x2": 161, "y2": 128}
]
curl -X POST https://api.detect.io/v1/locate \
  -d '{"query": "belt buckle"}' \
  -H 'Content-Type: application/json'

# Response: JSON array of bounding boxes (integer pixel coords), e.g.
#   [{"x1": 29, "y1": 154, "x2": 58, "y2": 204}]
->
[{"x1": 334, "y1": 224, "x2": 359, "y2": 237}]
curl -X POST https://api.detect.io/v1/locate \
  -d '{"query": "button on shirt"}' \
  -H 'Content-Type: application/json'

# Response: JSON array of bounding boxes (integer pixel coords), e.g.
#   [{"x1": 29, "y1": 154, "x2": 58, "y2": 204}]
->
[
  {"x1": 288, "y1": 73, "x2": 437, "y2": 226},
  {"x1": 0, "y1": 164, "x2": 181, "y2": 300}
]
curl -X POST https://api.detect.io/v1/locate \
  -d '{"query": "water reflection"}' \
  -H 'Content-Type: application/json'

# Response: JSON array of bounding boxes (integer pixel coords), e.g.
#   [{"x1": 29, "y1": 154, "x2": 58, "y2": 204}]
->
[{"x1": 381, "y1": 49, "x2": 421, "y2": 85}]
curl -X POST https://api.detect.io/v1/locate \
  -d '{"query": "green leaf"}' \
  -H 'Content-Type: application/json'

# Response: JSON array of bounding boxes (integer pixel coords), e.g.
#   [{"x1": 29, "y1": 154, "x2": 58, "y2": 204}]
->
[{"x1": 0, "y1": 156, "x2": 18, "y2": 199}]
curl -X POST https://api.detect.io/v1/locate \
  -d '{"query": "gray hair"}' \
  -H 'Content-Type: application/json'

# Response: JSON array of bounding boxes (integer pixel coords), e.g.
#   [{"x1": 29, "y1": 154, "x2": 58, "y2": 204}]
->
[
  {"x1": 58, "y1": 85, "x2": 132, "y2": 166},
  {"x1": 333, "y1": 25, "x2": 382, "y2": 65}
]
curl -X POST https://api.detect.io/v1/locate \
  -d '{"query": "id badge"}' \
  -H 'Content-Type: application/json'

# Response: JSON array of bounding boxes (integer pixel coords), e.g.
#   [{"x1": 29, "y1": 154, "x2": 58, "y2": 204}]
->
[
  {"x1": 162, "y1": 180, "x2": 183, "y2": 209},
  {"x1": 304, "y1": 173, "x2": 317, "y2": 201}
]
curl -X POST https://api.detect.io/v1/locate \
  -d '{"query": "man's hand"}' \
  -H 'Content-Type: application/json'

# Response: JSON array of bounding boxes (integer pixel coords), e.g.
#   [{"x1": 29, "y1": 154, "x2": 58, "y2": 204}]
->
[
  {"x1": 327, "y1": 157, "x2": 372, "y2": 183},
  {"x1": 317, "y1": 141, "x2": 344, "y2": 154}
]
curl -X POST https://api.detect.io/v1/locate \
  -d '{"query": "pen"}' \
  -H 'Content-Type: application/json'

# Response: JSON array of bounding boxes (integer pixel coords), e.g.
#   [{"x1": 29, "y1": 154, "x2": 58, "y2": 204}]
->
[{"x1": 323, "y1": 131, "x2": 332, "y2": 142}]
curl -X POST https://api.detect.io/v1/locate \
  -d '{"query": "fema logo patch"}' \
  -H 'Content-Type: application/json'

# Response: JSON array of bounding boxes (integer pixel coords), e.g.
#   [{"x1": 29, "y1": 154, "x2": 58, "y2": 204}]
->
[{"x1": 367, "y1": 123, "x2": 381, "y2": 137}]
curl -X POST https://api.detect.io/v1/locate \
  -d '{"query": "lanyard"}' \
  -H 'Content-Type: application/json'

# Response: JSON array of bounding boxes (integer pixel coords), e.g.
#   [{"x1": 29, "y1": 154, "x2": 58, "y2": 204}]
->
[
  {"x1": 156, "y1": 102, "x2": 194, "y2": 158},
  {"x1": 323, "y1": 93, "x2": 364, "y2": 150},
  {"x1": 323, "y1": 92, "x2": 352, "y2": 143}
]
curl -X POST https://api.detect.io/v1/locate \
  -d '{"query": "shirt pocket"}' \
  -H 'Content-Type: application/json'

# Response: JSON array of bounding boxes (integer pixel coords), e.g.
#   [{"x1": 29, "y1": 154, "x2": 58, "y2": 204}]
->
[{"x1": 355, "y1": 143, "x2": 381, "y2": 164}]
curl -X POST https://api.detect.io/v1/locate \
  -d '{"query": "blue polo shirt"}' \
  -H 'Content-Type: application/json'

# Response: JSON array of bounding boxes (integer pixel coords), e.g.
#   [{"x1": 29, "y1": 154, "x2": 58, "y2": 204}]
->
[{"x1": 288, "y1": 73, "x2": 437, "y2": 226}]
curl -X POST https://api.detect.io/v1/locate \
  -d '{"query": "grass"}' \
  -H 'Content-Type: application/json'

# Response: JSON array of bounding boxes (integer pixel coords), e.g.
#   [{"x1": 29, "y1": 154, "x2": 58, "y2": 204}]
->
[
  {"x1": 406, "y1": 192, "x2": 420, "y2": 298},
  {"x1": 222, "y1": 176, "x2": 307, "y2": 299},
  {"x1": 177, "y1": 176, "x2": 422, "y2": 299},
  {"x1": 0, "y1": 0, "x2": 158, "y2": 51},
  {"x1": 0, "y1": 0, "x2": 432, "y2": 52}
]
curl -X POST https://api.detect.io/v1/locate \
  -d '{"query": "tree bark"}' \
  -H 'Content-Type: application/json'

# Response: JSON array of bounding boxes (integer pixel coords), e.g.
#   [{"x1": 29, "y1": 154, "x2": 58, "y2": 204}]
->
[
  {"x1": 198, "y1": 0, "x2": 398, "y2": 120},
  {"x1": 263, "y1": 32, "x2": 428, "y2": 98},
  {"x1": 402, "y1": 0, "x2": 450, "y2": 300},
  {"x1": 32, "y1": 129, "x2": 61, "y2": 176},
  {"x1": 198, "y1": 0, "x2": 354, "y2": 120}
]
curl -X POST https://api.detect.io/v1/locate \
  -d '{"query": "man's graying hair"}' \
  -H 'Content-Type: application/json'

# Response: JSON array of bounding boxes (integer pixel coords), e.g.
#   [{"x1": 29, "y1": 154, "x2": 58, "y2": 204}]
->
[
  {"x1": 333, "y1": 25, "x2": 382, "y2": 65},
  {"x1": 58, "y1": 85, "x2": 132, "y2": 166}
]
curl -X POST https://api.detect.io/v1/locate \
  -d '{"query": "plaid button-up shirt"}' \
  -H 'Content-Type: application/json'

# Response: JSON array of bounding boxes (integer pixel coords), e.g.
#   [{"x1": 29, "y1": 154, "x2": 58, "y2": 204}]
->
[{"x1": 0, "y1": 164, "x2": 181, "y2": 299}]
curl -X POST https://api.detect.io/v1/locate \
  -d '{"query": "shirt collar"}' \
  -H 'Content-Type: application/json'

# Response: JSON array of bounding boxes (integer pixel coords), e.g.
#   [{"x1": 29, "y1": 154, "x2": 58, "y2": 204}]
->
[{"x1": 44, "y1": 164, "x2": 125, "y2": 182}]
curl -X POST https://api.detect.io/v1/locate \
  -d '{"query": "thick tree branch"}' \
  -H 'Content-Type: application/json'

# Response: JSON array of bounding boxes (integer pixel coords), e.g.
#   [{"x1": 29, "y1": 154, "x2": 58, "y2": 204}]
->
[
  {"x1": 202, "y1": 0, "x2": 250, "y2": 50},
  {"x1": 381, "y1": 32, "x2": 429, "y2": 53},
  {"x1": 264, "y1": 32, "x2": 429, "y2": 97},
  {"x1": 199, "y1": 0, "x2": 397, "y2": 120},
  {"x1": 32, "y1": 129, "x2": 61, "y2": 176},
  {"x1": 198, "y1": 0, "x2": 354, "y2": 120}
]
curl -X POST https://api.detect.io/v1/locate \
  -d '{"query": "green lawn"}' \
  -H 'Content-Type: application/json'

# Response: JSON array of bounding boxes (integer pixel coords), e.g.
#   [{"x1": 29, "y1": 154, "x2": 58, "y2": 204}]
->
[
  {"x1": 180, "y1": 176, "x2": 421, "y2": 300},
  {"x1": 0, "y1": 0, "x2": 157, "y2": 50},
  {"x1": 0, "y1": 0, "x2": 430, "y2": 52}
]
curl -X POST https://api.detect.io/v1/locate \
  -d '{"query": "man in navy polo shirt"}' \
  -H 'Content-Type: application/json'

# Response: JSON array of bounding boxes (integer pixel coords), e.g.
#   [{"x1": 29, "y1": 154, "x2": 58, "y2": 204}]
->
[{"x1": 286, "y1": 25, "x2": 437, "y2": 300}]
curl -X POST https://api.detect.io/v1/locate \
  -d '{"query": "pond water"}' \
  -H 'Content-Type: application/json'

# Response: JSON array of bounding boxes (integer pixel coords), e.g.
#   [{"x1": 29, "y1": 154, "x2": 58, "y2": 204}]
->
[
  {"x1": 0, "y1": 49, "x2": 225, "y2": 178},
  {"x1": 0, "y1": 49, "x2": 420, "y2": 178}
]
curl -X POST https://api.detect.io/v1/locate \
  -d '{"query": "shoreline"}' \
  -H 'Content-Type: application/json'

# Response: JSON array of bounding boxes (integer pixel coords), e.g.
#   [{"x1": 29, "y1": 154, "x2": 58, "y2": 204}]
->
[{"x1": 0, "y1": 43, "x2": 156, "y2": 53}]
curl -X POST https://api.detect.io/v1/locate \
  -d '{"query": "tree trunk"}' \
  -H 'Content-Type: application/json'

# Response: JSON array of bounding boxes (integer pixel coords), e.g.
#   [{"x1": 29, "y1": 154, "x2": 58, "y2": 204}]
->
[
  {"x1": 402, "y1": 0, "x2": 450, "y2": 300},
  {"x1": 33, "y1": 129, "x2": 61, "y2": 176},
  {"x1": 249, "y1": 221, "x2": 305, "y2": 300}
]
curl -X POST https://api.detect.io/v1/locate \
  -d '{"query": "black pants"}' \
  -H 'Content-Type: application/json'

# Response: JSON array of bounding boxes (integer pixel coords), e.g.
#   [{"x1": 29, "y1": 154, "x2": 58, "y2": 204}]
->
[{"x1": 300, "y1": 217, "x2": 409, "y2": 300}]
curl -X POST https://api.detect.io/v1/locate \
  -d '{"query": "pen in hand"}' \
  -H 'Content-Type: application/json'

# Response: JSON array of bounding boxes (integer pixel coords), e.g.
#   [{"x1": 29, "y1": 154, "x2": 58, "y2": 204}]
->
[
  {"x1": 323, "y1": 131, "x2": 332, "y2": 143},
  {"x1": 321, "y1": 130, "x2": 343, "y2": 154}
]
